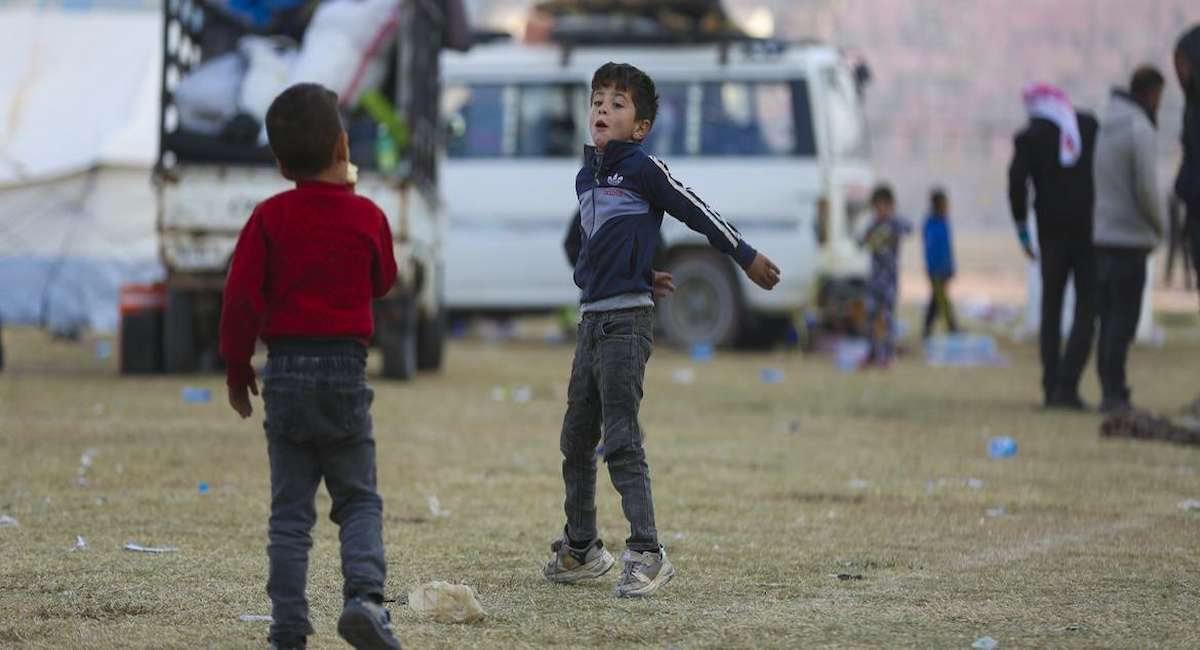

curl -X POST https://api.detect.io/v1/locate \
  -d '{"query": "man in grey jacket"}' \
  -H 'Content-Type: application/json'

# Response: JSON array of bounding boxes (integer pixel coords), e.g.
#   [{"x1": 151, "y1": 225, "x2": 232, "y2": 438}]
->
[{"x1": 1093, "y1": 66, "x2": 1166, "y2": 413}]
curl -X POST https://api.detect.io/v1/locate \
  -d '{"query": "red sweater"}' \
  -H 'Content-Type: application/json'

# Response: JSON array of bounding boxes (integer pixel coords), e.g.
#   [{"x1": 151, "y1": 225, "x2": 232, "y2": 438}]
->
[{"x1": 219, "y1": 181, "x2": 398, "y2": 388}]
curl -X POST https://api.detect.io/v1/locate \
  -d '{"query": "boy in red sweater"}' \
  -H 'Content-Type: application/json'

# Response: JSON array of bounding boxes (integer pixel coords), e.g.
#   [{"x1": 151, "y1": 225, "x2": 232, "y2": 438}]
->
[{"x1": 220, "y1": 83, "x2": 402, "y2": 650}]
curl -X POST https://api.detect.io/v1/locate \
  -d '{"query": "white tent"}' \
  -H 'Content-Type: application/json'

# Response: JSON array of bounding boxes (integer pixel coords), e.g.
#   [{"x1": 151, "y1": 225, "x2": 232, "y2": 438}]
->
[{"x1": 0, "y1": 6, "x2": 163, "y2": 334}]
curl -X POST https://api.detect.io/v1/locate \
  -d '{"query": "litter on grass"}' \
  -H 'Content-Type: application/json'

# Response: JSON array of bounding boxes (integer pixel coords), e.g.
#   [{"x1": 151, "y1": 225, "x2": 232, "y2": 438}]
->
[
  {"x1": 972, "y1": 636, "x2": 999, "y2": 650},
  {"x1": 985, "y1": 506, "x2": 1007, "y2": 519},
  {"x1": 238, "y1": 615, "x2": 273, "y2": 623},
  {"x1": 407, "y1": 581, "x2": 486, "y2": 624},
  {"x1": 671, "y1": 368, "x2": 696, "y2": 385},
  {"x1": 124, "y1": 543, "x2": 180, "y2": 554},
  {"x1": 70, "y1": 535, "x2": 88, "y2": 552},
  {"x1": 1177, "y1": 499, "x2": 1200, "y2": 512},
  {"x1": 427, "y1": 495, "x2": 450, "y2": 518},
  {"x1": 0, "y1": 515, "x2": 19, "y2": 528}
]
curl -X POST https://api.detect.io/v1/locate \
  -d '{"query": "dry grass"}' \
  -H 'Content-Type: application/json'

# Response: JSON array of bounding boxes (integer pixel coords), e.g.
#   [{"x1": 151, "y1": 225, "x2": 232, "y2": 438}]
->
[{"x1": 2, "y1": 316, "x2": 1200, "y2": 649}]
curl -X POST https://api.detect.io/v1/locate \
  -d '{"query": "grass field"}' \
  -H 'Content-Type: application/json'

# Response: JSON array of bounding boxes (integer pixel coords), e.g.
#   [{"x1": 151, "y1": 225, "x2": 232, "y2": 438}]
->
[{"x1": 2, "y1": 316, "x2": 1200, "y2": 649}]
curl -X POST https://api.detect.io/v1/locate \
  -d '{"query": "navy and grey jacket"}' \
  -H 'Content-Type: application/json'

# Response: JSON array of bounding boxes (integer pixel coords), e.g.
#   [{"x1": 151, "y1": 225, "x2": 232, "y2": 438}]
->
[{"x1": 573, "y1": 140, "x2": 757, "y2": 305}]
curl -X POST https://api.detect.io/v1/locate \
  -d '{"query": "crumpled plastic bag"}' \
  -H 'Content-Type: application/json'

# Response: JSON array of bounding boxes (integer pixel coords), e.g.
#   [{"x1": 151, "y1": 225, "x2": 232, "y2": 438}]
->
[{"x1": 407, "y1": 581, "x2": 486, "y2": 624}]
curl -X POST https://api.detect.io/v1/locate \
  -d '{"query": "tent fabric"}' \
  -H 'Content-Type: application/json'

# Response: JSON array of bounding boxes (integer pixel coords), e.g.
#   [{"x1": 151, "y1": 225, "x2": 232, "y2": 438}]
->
[{"x1": 0, "y1": 7, "x2": 163, "y2": 333}]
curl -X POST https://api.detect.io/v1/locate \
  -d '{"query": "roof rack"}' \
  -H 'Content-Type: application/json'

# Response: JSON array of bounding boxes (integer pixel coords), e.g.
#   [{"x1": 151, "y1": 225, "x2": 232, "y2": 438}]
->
[{"x1": 534, "y1": 0, "x2": 745, "y2": 46}]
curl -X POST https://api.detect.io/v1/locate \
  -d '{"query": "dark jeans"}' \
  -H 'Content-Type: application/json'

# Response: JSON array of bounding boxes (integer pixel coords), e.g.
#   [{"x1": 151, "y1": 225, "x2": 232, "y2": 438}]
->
[
  {"x1": 262, "y1": 339, "x2": 385, "y2": 643},
  {"x1": 923, "y1": 277, "x2": 959, "y2": 337},
  {"x1": 1190, "y1": 210, "x2": 1200, "y2": 300},
  {"x1": 560, "y1": 307, "x2": 658, "y2": 552},
  {"x1": 1095, "y1": 247, "x2": 1148, "y2": 404},
  {"x1": 1039, "y1": 239, "x2": 1096, "y2": 402}
]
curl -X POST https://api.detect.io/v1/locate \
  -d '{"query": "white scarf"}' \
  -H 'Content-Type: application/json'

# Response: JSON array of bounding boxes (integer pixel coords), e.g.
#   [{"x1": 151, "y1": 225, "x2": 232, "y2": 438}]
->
[{"x1": 1022, "y1": 83, "x2": 1081, "y2": 167}]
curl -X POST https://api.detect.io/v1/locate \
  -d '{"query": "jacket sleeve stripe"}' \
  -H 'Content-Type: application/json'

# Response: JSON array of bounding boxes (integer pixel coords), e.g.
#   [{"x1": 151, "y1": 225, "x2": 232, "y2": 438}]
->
[{"x1": 648, "y1": 155, "x2": 740, "y2": 247}]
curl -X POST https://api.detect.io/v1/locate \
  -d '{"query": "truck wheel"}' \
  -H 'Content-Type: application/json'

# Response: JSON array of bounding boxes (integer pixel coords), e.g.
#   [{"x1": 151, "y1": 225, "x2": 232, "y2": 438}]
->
[
  {"x1": 163, "y1": 288, "x2": 197, "y2": 373},
  {"x1": 379, "y1": 297, "x2": 418, "y2": 381},
  {"x1": 658, "y1": 249, "x2": 743, "y2": 347},
  {"x1": 120, "y1": 310, "x2": 164, "y2": 374},
  {"x1": 416, "y1": 307, "x2": 446, "y2": 371}
]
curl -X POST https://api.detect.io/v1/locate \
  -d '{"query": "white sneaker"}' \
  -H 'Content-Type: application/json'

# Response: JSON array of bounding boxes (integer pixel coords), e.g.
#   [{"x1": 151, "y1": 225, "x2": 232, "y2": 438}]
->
[
  {"x1": 614, "y1": 547, "x2": 675, "y2": 598},
  {"x1": 543, "y1": 535, "x2": 615, "y2": 583}
]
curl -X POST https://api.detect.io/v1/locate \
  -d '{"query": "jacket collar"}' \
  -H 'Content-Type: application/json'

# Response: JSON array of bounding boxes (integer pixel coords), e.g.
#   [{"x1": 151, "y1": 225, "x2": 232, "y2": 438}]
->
[
  {"x1": 1111, "y1": 88, "x2": 1157, "y2": 128},
  {"x1": 582, "y1": 140, "x2": 643, "y2": 173}
]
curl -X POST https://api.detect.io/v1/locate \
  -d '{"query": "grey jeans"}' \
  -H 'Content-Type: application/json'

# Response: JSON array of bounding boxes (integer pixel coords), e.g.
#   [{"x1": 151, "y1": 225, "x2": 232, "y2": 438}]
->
[
  {"x1": 261, "y1": 339, "x2": 385, "y2": 643},
  {"x1": 560, "y1": 307, "x2": 659, "y2": 552}
]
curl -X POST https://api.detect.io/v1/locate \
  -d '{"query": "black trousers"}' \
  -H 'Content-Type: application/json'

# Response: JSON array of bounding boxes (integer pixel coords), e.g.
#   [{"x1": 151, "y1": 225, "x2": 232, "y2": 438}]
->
[
  {"x1": 923, "y1": 277, "x2": 959, "y2": 337},
  {"x1": 1039, "y1": 239, "x2": 1096, "y2": 402},
  {"x1": 1095, "y1": 246, "x2": 1149, "y2": 404}
]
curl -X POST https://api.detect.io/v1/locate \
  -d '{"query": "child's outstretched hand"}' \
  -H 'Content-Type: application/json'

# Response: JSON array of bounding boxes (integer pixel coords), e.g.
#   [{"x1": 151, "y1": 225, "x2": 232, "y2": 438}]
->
[
  {"x1": 745, "y1": 253, "x2": 781, "y2": 290},
  {"x1": 652, "y1": 270, "x2": 676, "y2": 298},
  {"x1": 228, "y1": 377, "x2": 258, "y2": 419}
]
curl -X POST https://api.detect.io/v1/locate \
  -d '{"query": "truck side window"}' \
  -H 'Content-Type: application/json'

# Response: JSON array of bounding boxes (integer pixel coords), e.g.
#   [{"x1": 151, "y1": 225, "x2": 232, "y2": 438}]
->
[
  {"x1": 641, "y1": 83, "x2": 689, "y2": 156},
  {"x1": 698, "y1": 81, "x2": 814, "y2": 157},
  {"x1": 445, "y1": 83, "x2": 581, "y2": 158},
  {"x1": 444, "y1": 84, "x2": 505, "y2": 157}
]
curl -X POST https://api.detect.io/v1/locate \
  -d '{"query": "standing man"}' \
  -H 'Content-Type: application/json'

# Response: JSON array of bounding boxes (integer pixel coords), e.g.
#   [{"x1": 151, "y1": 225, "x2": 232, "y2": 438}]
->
[
  {"x1": 1093, "y1": 67, "x2": 1166, "y2": 414},
  {"x1": 1008, "y1": 83, "x2": 1100, "y2": 410},
  {"x1": 1175, "y1": 26, "x2": 1200, "y2": 305}
]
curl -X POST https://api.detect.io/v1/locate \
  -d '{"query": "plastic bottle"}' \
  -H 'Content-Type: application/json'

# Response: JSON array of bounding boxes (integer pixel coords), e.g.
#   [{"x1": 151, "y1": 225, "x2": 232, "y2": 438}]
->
[{"x1": 987, "y1": 436, "x2": 1018, "y2": 459}]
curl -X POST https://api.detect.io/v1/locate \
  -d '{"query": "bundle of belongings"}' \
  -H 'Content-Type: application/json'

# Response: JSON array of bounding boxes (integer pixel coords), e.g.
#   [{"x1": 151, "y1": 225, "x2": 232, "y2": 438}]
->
[
  {"x1": 167, "y1": 0, "x2": 468, "y2": 167},
  {"x1": 530, "y1": 0, "x2": 743, "y2": 44},
  {"x1": 1100, "y1": 403, "x2": 1200, "y2": 446}
]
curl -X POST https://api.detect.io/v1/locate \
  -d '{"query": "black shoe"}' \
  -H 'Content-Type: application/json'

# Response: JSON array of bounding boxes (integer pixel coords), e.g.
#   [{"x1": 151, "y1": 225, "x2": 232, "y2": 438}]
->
[
  {"x1": 338, "y1": 596, "x2": 403, "y2": 650},
  {"x1": 1048, "y1": 392, "x2": 1090, "y2": 412},
  {"x1": 1100, "y1": 398, "x2": 1133, "y2": 415},
  {"x1": 268, "y1": 639, "x2": 306, "y2": 650}
]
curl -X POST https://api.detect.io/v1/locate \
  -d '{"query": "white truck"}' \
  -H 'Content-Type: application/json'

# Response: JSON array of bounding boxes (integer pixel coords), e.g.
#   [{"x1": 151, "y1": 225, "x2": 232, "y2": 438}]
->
[
  {"x1": 132, "y1": 0, "x2": 450, "y2": 379},
  {"x1": 440, "y1": 36, "x2": 874, "y2": 346}
]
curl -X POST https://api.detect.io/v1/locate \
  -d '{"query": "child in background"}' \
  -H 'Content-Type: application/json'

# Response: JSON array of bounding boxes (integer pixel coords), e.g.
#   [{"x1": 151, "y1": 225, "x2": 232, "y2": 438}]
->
[
  {"x1": 220, "y1": 83, "x2": 402, "y2": 650},
  {"x1": 859, "y1": 184, "x2": 912, "y2": 367},
  {"x1": 922, "y1": 188, "x2": 960, "y2": 338}
]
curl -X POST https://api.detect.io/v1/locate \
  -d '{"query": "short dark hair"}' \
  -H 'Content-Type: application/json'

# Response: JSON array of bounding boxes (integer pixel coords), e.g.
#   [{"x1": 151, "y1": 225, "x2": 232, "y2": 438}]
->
[
  {"x1": 591, "y1": 62, "x2": 659, "y2": 125},
  {"x1": 930, "y1": 187, "x2": 948, "y2": 206},
  {"x1": 1130, "y1": 65, "x2": 1165, "y2": 100},
  {"x1": 265, "y1": 83, "x2": 344, "y2": 179},
  {"x1": 870, "y1": 184, "x2": 895, "y2": 205}
]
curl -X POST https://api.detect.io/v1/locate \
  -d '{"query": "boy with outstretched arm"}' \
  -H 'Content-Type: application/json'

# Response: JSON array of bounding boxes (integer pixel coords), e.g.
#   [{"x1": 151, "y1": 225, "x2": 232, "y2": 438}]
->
[{"x1": 543, "y1": 62, "x2": 781, "y2": 598}]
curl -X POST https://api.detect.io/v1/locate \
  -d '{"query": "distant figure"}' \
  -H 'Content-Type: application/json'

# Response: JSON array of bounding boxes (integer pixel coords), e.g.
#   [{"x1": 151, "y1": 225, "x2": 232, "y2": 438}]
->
[
  {"x1": 859, "y1": 184, "x2": 912, "y2": 367},
  {"x1": 1008, "y1": 83, "x2": 1100, "y2": 410},
  {"x1": 1093, "y1": 67, "x2": 1166, "y2": 414},
  {"x1": 1174, "y1": 25, "x2": 1200, "y2": 307},
  {"x1": 922, "y1": 188, "x2": 960, "y2": 339}
]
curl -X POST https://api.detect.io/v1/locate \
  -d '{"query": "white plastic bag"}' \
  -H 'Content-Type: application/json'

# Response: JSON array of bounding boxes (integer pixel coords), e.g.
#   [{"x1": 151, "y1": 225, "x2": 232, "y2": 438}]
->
[
  {"x1": 287, "y1": 0, "x2": 401, "y2": 105},
  {"x1": 174, "y1": 53, "x2": 245, "y2": 135},
  {"x1": 407, "y1": 581, "x2": 486, "y2": 624},
  {"x1": 238, "y1": 36, "x2": 298, "y2": 124}
]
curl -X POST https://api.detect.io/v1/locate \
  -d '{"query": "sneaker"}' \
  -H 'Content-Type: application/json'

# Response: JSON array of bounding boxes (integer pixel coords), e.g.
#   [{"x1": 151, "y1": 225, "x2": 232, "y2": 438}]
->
[
  {"x1": 543, "y1": 535, "x2": 615, "y2": 583},
  {"x1": 337, "y1": 596, "x2": 402, "y2": 650},
  {"x1": 268, "y1": 640, "x2": 305, "y2": 650},
  {"x1": 614, "y1": 547, "x2": 675, "y2": 598}
]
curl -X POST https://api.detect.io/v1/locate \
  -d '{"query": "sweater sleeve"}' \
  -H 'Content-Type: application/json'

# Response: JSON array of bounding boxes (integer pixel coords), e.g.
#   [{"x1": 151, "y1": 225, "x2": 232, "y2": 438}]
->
[
  {"x1": 1132, "y1": 120, "x2": 1164, "y2": 239},
  {"x1": 641, "y1": 155, "x2": 757, "y2": 269},
  {"x1": 372, "y1": 207, "x2": 399, "y2": 298},
  {"x1": 219, "y1": 209, "x2": 269, "y2": 388},
  {"x1": 1008, "y1": 134, "x2": 1031, "y2": 228}
]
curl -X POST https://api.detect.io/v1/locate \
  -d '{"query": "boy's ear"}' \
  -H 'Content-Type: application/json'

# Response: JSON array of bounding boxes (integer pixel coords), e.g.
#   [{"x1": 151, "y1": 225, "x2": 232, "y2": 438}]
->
[
  {"x1": 334, "y1": 131, "x2": 350, "y2": 163},
  {"x1": 632, "y1": 119, "x2": 653, "y2": 142},
  {"x1": 274, "y1": 158, "x2": 294, "y2": 181}
]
